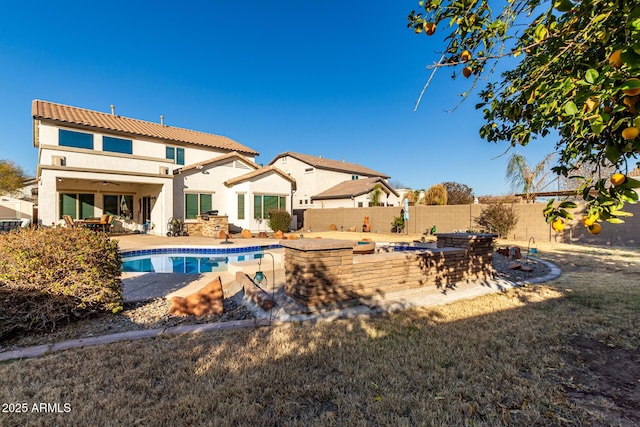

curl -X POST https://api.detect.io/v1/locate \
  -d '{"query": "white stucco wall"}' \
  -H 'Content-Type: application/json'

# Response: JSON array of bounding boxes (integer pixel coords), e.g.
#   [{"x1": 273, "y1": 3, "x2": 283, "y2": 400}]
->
[
  {"x1": 272, "y1": 156, "x2": 364, "y2": 209},
  {"x1": 0, "y1": 196, "x2": 33, "y2": 221}
]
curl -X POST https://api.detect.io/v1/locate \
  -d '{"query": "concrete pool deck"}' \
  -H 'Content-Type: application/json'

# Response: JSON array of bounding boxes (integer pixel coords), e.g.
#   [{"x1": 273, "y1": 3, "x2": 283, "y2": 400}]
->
[{"x1": 117, "y1": 234, "x2": 283, "y2": 301}]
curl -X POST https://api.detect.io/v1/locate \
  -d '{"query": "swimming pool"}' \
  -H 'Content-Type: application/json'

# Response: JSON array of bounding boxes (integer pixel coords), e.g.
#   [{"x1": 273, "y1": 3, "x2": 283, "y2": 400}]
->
[{"x1": 121, "y1": 245, "x2": 281, "y2": 274}]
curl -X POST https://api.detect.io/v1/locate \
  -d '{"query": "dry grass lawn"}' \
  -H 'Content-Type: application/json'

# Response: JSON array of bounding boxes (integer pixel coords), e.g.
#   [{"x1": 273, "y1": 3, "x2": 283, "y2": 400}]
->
[{"x1": 1, "y1": 239, "x2": 639, "y2": 426}]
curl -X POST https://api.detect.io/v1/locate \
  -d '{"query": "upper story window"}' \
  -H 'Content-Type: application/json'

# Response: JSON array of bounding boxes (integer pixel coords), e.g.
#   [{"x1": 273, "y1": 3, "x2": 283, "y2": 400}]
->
[
  {"x1": 59, "y1": 129, "x2": 93, "y2": 150},
  {"x1": 103, "y1": 136, "x2": 132, "y2": 154},
  {"x1": 351, "y1": 175, "x2": 359, "y2": 180},
  {"x1": 166, "y1": 146, "x2": 185, "y2": 165},
  {"x1": 304, "y1": 167, "x2": 314, "y2": 173}
]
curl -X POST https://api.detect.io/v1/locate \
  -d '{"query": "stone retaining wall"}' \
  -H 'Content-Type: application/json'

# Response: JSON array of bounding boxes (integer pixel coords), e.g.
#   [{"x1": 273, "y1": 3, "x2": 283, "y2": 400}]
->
[{"x1": 281, "y1": 233, "x2": 497, "y2": 308}]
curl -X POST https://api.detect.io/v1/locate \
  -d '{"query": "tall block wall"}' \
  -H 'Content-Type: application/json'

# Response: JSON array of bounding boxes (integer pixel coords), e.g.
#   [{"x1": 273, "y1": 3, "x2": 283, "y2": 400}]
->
[{"x1": 303, "y1": 202, "x2": 640, "y2": 246}]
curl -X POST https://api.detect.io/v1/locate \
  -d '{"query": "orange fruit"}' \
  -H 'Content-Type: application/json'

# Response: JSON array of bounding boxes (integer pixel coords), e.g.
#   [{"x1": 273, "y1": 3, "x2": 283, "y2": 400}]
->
[
  {"x1": 424, "y1": 22, "x2": 436, "y2": 36},
  {"x1": 608, "y1": 49, "x2": 623, "y2": 68},
  {"x1": 461, "y1": 50, "x2": 472, "y2": 62},
  {"x1": 462, "y1": 67, "x2": 473, "y2": 78},
  {"x1": 582, "y1": 215, "x2": 597, "y2": 227},
  {"x1": 622, "y1": 126, "x2": 639, "y2": 139},
  {"x1": 587, "y1": 223, "x2": 602, "y2": 235},
  {"x1": 551, "y1": 218, "x2": 565, "y2": 232},
  {"x1": 622, "y1": 78, "x2": 640, "y2": 96},
  {"x1": 611, "y1": 173, "x2": 626, "y2": 187}
]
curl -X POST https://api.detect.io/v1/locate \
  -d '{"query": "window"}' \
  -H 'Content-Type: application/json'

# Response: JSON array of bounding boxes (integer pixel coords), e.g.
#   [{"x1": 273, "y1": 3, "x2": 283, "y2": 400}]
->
[
  {"x1": 166, "y1": 146, "x2": 185, "y2": 165},
  {"x1": 59, "y1": 193, "x2": 94, "y2": 219},
  {"x1": 352, "y1": 175, "x2": 359, "y2": 180},
  {"x1": 253, "y1": 194, "x2": 287, "y2": 219},
  {"x1": 358, "y1": 202, "x2": 363, "y2": 207},
  {"x1": 103, "y1": 136, "x2": 132, "y2": 154},
  {"x1": 104, "y1": 194, "x2": 133, "y2": 220},
  {"x1": 59, "y1": 129, "x2": 93, "y2": 150},
  {"x1": 304, "y1": 167, "x2": 314, "y2": 173},
  {"x1": 185, "y1": 193, "x2": 212, "y2": 220},
  {"x1": 237, "y1": 194, "x2": 245, "y2": 220}
]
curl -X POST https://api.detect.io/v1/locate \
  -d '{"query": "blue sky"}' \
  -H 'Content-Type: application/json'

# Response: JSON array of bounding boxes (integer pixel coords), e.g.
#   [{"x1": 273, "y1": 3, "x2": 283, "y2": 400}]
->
[{"x1": 0, "y1": 0, "x2": 558, "y2": 196}]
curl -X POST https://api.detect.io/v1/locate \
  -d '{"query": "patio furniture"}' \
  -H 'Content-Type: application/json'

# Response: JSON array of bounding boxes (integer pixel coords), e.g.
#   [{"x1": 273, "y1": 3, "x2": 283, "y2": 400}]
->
[
  {"x1": 0, "y1": 220, "x2": 22, "y2": 233},
  {"x1": 63, "y1": 215, "x2": 76, "y2": 228},
  {"x1": 76, "y1": 214, "x2": 113, "y2": 232}
]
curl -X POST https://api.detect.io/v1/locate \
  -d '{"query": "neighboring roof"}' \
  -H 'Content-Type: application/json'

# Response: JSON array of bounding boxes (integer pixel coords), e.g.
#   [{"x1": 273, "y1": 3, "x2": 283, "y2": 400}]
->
[
  {"x1": 224, "y1": 166, "x2": 297, "y2": 189},
  {"x1": 268, "y1": 152, "x2": 390, "y2": 178},
  {"x1": 312, "y1": 177, "x2": 399, "y2": 200},
  {"x1": 176, "y1": 151, "x2": 259, "y2": 174},
  {"x1": 32, "y1": 100, "x2": 259, "y2": 155}
]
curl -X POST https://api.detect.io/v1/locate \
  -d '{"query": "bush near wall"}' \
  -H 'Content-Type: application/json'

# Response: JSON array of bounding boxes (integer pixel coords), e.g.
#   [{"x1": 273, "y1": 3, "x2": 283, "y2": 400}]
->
[
  {"x1": 0, "y1": 228, "x2": 123, "y2": 340},
  {"x1": 268, "y1": 209, "x2": 292, "y2": 233}
]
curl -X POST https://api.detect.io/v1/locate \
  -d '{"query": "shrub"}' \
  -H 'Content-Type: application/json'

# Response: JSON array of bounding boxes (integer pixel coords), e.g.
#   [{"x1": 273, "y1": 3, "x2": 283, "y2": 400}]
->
[
  {"x1": 0, "y1": 227, "x2": 123, "y2": 339},
  {"x1": 268, "y1": 209, "x2": 292, "y2": 233},
  {"x1": 475, "y1": 203, "x2": 519, "y2": 238},
  {"x1": 424, "y1": 184, "x2": 448, "y2": 205},
  {"x1": 391, "y1": 216, "x2": 405, "y2": 233}
]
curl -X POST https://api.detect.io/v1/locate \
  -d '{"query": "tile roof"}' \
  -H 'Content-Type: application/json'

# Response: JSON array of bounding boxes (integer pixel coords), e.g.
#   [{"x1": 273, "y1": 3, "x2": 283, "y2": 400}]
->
[
  {"x1": 32, "y1": 100, "x2": 259, "y2": 155},
  {"x1": 224, "y1": 166, "x2": 297, "y2": 188},
  {"x1": 312, "y1": 177, "x2": 398, "y2": 200},
  {"x1": 176, "y1": 151, "x2": 259, "y2": 174},
  {"x1": 268, "y1": 152, "x2": 390, "y2": 178}
]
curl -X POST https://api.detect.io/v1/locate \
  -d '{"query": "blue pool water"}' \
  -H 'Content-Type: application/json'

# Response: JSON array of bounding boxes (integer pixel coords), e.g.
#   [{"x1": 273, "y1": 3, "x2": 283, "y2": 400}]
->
[{"x1": 121, "y1": 245, "x2": 281, "y2": 274}]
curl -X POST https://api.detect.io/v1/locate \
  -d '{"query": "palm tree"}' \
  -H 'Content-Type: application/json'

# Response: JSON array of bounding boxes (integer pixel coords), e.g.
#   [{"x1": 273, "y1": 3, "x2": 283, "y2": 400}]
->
[
  {"x1": 505, "y1": 152, "x2": 555, "y2": 202},
  {"x1": 369, "y1": 184, "x2": 384, "y2": 207}
]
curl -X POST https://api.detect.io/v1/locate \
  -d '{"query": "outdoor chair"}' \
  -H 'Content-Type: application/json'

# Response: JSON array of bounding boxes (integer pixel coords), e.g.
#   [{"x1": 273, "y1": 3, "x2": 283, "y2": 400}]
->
[
  {"x1": 63, "y1": 215, "x2": 76, "y2": 228},
  {"x1": 104, "y1": 215, "x2": 115, "y2": 233}
]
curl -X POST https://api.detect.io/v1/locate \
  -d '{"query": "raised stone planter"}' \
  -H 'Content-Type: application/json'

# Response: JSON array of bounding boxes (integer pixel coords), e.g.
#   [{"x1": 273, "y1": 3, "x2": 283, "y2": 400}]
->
[{"x1": 281, "y1": 234, "x2": 497, "y2": 308}]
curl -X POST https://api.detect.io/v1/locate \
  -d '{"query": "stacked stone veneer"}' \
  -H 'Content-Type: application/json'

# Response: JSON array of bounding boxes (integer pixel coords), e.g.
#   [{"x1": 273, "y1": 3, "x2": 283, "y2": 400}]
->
[
  {"x1": 187, "y1": 215, "x2": 229, "y2": 237},
  {"x1": 281, "y1": 233, "x2": 497, "y2": 308},
  {"x1": 436, "y1": 233, "x2": 496, "y2": 280}
]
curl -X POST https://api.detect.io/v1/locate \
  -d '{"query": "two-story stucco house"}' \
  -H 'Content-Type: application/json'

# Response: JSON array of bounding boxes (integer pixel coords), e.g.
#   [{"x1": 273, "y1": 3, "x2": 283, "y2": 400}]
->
[
  {"x1": 268, "y1": 152, "x2": 399, "y2": 226},
  {"x1": 33, "y1": 100, "x2": 294, "y2": 235}
]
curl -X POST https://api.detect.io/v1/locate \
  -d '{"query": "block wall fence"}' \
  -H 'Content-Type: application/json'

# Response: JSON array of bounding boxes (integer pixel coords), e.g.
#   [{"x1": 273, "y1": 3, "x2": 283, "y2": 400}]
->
[{"x1": 303, "y1": 202, "x2": 640, "y2": 246}]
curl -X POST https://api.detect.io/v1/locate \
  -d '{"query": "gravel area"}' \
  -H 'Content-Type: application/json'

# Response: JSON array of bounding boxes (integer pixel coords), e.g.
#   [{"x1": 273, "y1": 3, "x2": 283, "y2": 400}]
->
[{"x1": 0, "y1": 251, "x2": 552, "y2": 351}]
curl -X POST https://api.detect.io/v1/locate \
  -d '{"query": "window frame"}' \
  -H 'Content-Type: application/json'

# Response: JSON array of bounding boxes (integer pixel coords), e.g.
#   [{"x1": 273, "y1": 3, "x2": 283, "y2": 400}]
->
[
  {"x1": 103, "y1": 136, "x2": 133, "y2": 154},
  {"x1": 59, "y1": 129, "x2": 94, "y2": 150}
]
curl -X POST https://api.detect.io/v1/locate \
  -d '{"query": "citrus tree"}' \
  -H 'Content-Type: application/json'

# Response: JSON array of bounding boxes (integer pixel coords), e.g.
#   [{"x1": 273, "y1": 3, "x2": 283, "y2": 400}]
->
[{"x1": 408, "y1": 0, "x2": 640, "y2": 233}]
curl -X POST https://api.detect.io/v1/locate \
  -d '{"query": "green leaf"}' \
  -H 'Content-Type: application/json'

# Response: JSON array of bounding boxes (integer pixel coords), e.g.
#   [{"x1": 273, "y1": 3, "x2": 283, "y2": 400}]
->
[
  {"x1": 563, "y1": 101, "x2": 578, "y2": 115},
  {"x1": 620, "y1": 79, "x2": 640, "y2": 93},
  {"x1": 533, "y1": 25, "x2": 548, "y2": 42},
  {"x1": 559, "y1": 201, "x2": 577, "y2": 209},
  {"x1": 607, "y1": 217, "x2": 625, "y2": 224},
  {"x1": 585, "y1": 69, "x2": 599, "y2": 84},
  {"x1": 605, "y1": 144, "x2": 621, "y2": 164}
]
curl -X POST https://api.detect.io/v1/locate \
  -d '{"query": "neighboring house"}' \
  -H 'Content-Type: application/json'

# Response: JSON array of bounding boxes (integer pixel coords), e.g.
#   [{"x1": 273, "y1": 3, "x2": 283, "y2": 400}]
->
[
  {"x1": 33, "y1": 100, "x2": 294, "y2": 234},
  {"x1": 312, "y1": 177, "x2": 400, "y2": 208},
  {"x1": 0, "y1": 195, "x2": 33, "y2": 225},
  {"x1": 268, "y1": 151, "x2": 395, "y2": 210}
]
